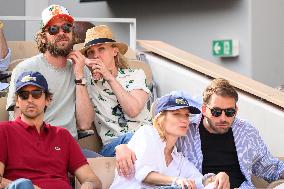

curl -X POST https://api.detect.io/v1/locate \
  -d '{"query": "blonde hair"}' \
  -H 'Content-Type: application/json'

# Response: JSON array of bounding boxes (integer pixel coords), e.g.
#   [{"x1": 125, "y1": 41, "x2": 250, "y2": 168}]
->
[
  {"x1": 152, "y1": 112, "x2": 167, "y2": 141},
  {"x1": 151, "y1": 100, "x2": 167, "y2": 141},
  {"x1": 112, "y1": 44, "x2": 129, "y2": 69}
]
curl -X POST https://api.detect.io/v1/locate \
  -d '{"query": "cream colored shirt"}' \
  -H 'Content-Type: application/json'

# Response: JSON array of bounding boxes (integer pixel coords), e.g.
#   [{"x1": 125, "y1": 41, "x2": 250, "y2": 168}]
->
[{"x1": 89, "y1": 68, "x2": 151, "y2": 145}]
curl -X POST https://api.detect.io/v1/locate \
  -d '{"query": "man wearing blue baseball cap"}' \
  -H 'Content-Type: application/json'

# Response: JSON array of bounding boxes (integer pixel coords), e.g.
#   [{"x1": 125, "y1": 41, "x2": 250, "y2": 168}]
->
[
  {"x1": 6, "y1": 4, "x2": 94, "y2": 139},
  {"x1": 0, "y1": 71, "x2": 101, "y2": 189}
]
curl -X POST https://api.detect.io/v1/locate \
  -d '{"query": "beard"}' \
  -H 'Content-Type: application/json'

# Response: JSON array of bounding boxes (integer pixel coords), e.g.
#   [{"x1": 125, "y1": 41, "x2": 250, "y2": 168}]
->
[
  {"x1": 205, "y1": 116, "x2": 232, "y2": 134},
  {"x1": 46, "y1": 34, "x2": 74, "y2": 57}
]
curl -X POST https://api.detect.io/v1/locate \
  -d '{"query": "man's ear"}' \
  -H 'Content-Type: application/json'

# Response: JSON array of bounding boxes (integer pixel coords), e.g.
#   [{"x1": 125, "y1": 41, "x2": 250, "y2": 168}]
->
[{"x1": 45, "y1": 97, "x2": 51, "y2": 107}]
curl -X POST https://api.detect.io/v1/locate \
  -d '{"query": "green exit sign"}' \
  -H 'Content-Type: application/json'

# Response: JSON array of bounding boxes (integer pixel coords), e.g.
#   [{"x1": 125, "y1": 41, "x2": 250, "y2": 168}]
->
[{"x1": 212, "y1": 39, "x2": 239, "y2": 57}]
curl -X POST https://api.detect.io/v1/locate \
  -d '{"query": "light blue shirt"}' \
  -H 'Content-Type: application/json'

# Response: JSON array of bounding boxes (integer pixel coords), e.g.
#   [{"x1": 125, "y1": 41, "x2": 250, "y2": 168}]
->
[
  {"x1": 0, "y1": 48, "x2": 11, "y2": 71},
  {"x1": 0, "y1": 48, "x2": 11, "y2": 90},
  {"x1": 177, "y1": 114, "x2": 284, "y2": 189}
]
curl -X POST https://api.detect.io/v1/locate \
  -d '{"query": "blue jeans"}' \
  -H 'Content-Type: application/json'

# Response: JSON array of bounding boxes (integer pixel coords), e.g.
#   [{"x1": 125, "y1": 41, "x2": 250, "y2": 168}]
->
[
  {"x1": 100, "y1": 132, "x2": 133, "y2": 157},
  {"x1": 81, "y1": 148, "x2": 102, "y2": 158},
  {"x1": 7, "y1": 178, "x2": 34, "y2": 189}
]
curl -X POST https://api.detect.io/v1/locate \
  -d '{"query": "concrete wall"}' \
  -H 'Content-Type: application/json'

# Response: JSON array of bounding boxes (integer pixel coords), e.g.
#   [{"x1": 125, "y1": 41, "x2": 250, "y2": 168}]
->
[
  {"x1": 1, "y1": 0, "x2": 284, "y2": 87},
  {"x1": 251, "y1": 0, "x2": 284, "y2": 87},
  {"x1": 109, "y1": 0, "x2": 252, "y2": 77},
  {"x1": 0, "y1": 0, "x2": 25, "y2": 40}
]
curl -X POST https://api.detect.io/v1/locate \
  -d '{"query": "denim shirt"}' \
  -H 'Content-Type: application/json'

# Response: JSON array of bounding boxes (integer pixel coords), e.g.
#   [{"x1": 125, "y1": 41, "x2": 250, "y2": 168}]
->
[{"x1": 177, "y1": 114, "x2": 284, "y2": 189}]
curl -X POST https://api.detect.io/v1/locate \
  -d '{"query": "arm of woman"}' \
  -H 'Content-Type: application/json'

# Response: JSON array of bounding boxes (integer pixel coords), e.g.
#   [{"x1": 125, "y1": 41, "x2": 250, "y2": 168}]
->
[
  {"x1": 143, "y1": 171, "x2": 174, "y2": 186},
  {"x1": 107, "y1": 69, "x2": 149, "y2": 118},
  {"x1": 144, "y1": 172, "x2": 197, "y2": 189}
]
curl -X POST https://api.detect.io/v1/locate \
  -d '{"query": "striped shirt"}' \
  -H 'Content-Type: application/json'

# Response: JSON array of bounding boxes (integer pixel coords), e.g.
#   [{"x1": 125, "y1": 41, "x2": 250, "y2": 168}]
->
[{"x1": 177, "y1": 114, "x2": 284, "y2": 189}]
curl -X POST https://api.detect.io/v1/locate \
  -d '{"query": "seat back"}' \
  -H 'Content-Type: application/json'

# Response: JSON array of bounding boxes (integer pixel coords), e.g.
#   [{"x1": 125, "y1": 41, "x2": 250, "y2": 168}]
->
[
  {"x1": 7, "y1": 41, "x2": 38, "y2": 62},
  {"x1": 75, "y1": 157, "x2": 116, "y2": 189},
  {"x1": 0, "y1": 97, "x2": 9, "y2": 121},
  {"x1": 127, "y1": 59, "x2": 153, "y2": 88}
]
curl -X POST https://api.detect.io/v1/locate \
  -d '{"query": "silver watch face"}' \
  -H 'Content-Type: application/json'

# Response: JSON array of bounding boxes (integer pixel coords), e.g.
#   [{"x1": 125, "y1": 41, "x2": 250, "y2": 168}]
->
[{"x1": 81, "y1": 78, "x2": 87, "y2": 85}]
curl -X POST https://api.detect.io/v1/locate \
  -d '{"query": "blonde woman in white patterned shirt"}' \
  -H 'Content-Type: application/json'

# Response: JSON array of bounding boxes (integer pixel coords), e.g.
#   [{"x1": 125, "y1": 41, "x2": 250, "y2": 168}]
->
[{"x1": 81, "y1": 25, "x2": 151, "y2": 156}]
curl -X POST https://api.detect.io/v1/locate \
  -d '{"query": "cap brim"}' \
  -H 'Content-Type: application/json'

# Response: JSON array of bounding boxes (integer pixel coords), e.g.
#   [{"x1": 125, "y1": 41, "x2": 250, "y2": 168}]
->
[{"x1": 166, "y1": 105, "x2": 201, "y2": 114}]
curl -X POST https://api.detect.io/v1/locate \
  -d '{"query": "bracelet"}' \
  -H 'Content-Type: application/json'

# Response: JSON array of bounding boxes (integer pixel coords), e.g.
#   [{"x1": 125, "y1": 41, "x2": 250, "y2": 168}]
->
[{"x1": 0, "y1": 21, "x2": 4, "y2": 30}]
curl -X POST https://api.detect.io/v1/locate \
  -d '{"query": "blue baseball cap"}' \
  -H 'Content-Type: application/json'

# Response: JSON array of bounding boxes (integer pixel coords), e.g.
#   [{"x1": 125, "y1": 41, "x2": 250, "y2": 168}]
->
[
  {"x1": 15, "y1": 71, "x2": 48, "y2": 92},
  {"x1": 154, "y1": 91, "x2": 201, "y2": 117}
]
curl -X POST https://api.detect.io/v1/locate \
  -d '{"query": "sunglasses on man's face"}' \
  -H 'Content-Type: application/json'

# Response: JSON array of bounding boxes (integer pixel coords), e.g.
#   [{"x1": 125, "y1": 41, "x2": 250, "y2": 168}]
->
[
  {"x1": 17, "y1": 90, "x2": 44, "y2": 100},
  {"x1": 206, "y1": 105, "x2": 236, "y2": 117},
  {"x1": 46, "y1": 23, "x2": 73, "y2": 35}
]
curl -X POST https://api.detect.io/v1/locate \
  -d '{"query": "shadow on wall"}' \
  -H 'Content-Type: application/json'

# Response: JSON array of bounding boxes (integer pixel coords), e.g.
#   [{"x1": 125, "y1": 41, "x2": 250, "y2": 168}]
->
[{"x1": 107, "y1": 0, "x2": 241, "y2": 16}]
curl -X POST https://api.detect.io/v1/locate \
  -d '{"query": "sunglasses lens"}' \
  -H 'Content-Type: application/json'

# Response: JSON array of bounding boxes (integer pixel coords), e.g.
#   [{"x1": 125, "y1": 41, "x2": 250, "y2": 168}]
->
[
  {"x1": 31, "y1": 90, "x2": 44, "y2": 99},
  {"x1": 18, "y1": 91, "x2": 29, "y2": 100},
  {"x1": 62, "y1": 23, "x2": 72, "y2": 33},
  {"x1": 210, "y1": 108, "x2": 222, "y2": 117},
  {"x1": 48, "y1": 25, "x2": 60, "y2": 35},
  {"x1": 224, "y1": 108, "x2": 236, "y2": 117}
]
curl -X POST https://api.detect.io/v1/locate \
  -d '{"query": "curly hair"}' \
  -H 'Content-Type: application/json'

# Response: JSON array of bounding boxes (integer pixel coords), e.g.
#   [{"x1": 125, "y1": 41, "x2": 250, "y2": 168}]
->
[
  {"x1": 203, "y1": 78, "x2": 238, "y2": 104},
  {"x1": 35, "y1": 30, "x2": 48, "y2": 53}
]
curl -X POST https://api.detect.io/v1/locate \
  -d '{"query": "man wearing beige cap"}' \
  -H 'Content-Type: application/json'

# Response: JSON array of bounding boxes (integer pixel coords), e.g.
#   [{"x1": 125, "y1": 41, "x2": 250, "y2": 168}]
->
[{"x1": 6, "y1": 4, "x2": 94, "y2": 139}]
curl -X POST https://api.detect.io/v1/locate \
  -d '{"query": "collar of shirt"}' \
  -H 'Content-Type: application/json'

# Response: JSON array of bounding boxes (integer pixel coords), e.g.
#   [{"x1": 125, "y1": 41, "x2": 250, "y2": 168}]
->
[{"x1": 15, "y1": 116, "x2": 51, "y2": 133}]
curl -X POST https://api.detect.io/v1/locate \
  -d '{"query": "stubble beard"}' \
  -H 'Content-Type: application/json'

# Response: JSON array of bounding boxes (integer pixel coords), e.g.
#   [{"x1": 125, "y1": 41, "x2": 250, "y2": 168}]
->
[{"x1": 205, "y1": 116, "x2": 231, "y2": 134}]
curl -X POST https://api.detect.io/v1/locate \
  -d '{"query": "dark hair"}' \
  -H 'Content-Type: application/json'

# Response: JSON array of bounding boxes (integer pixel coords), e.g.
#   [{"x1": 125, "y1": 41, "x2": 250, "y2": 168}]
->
[
  {"x1": 203, "y1": 78, "x2": 238, "y2": 104},
  {"x1": 73, "y1": 21, "x2": 95, "y2": 44}
]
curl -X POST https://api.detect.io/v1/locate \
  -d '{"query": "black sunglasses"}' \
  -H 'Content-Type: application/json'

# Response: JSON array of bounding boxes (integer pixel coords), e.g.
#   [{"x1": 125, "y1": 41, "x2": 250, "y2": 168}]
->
[
  {"x1": 206, "y1": 106, "x2": 236, "y2": 117},
  {"x1": 17, "y1": 90, "x2": 44, "y2": 100},
  {"x1": 46, "y1": 23, "x2": 73, "y2": 35}
]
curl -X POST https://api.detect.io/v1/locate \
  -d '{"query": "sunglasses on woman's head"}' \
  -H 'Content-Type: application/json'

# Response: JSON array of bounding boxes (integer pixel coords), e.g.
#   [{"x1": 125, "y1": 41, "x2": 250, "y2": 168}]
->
[
  {"x1": 17, "y1": 90, "x2": 44, "y2": 100},
  {"x1": 206, "y1": 105, "x2": 236, "y2": 117},
  {"x1": 45, "y1": 23, "x2": 73, "y2": 35}
]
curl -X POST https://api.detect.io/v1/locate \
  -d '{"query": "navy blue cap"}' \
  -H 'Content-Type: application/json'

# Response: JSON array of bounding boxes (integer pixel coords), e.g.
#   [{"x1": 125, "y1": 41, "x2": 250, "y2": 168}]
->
[
  {"x1": 16, "y1": 71, "x2": 48, "y2": 92},
  {"x1": 154, "y1": 91, "x2": 201, "y2": 117}
]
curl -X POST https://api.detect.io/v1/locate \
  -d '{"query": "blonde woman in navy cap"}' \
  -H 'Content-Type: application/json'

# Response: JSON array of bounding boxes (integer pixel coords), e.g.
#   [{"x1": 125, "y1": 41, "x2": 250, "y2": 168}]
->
[{"x1": 110, "y1": 91, "x2": 216, "y2": 189}]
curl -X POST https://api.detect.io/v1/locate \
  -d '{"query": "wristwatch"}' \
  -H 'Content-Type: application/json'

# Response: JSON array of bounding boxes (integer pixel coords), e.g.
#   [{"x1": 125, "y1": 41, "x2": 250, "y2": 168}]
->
[
  {"x1": 0, "y1": 21, "x2": 4, "y2": 30},
  {"x1": 75, "y1": 77, "x2": 87, "y2": 86}
]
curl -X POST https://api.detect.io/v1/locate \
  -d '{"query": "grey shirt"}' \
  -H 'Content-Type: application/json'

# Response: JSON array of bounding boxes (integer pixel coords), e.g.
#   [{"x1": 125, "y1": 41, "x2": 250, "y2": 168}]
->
[{"x1": 7, "y1": 54, "x2": 91, "y2": 138}]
